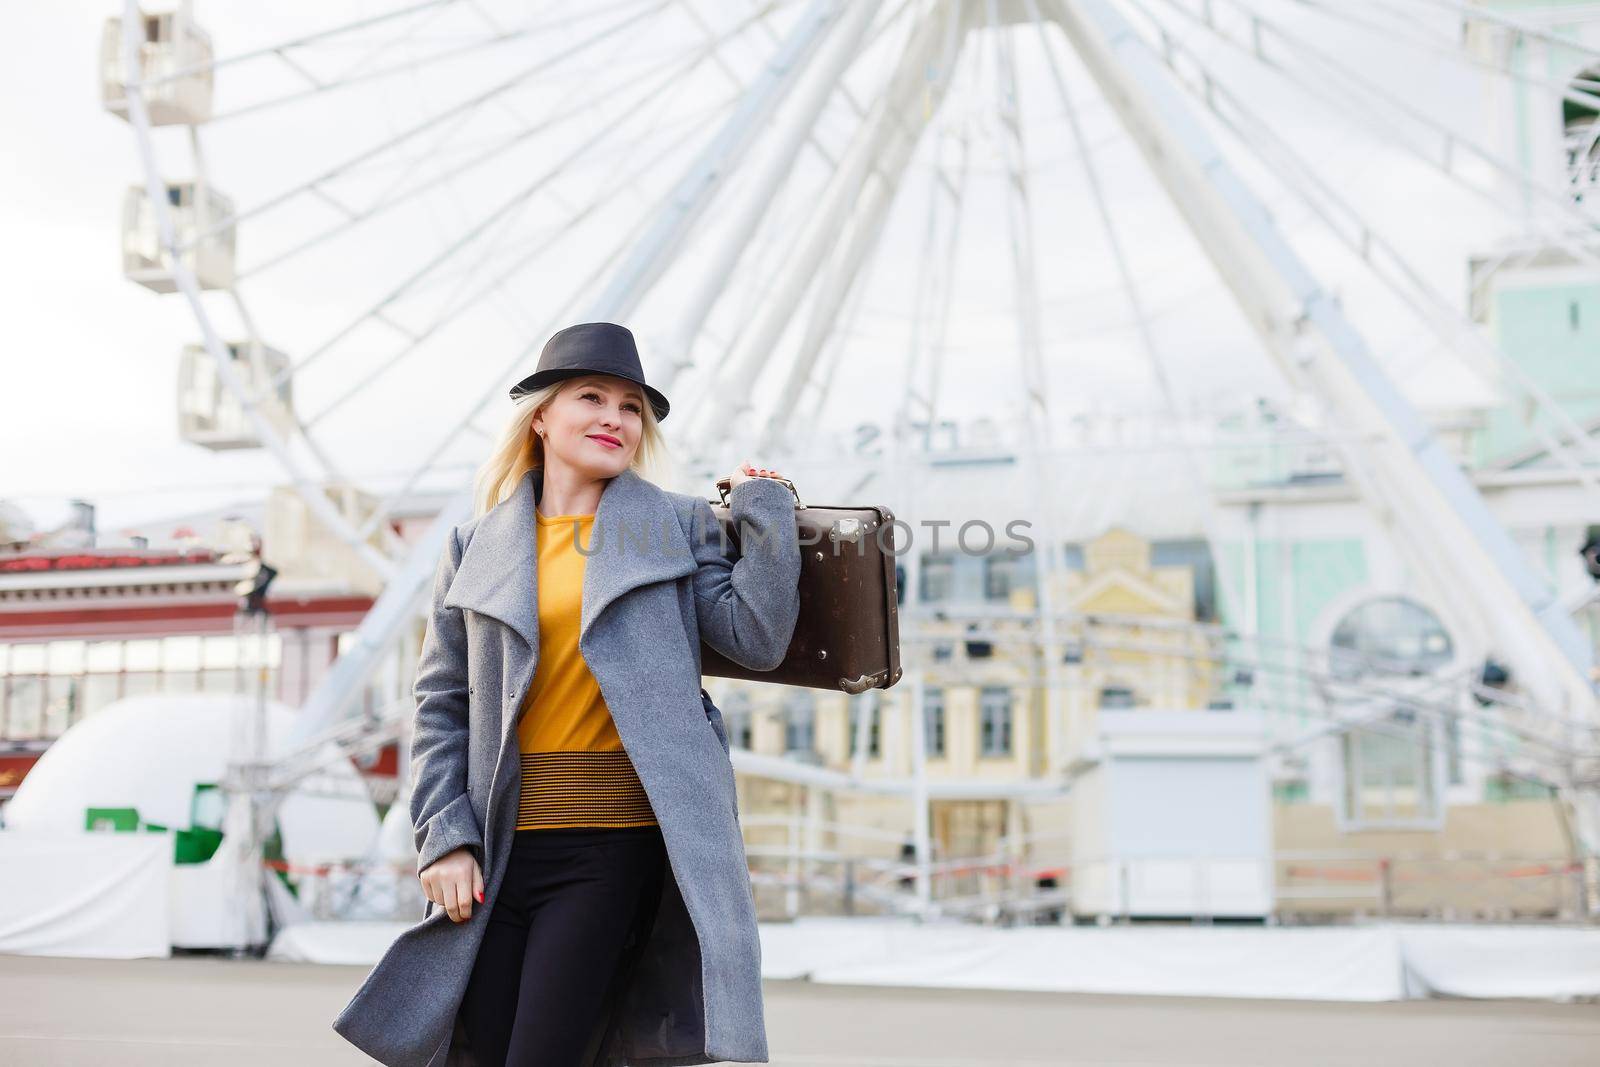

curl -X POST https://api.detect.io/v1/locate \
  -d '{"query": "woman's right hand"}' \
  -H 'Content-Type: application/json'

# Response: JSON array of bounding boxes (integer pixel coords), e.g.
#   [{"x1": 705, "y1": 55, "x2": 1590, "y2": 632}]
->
[
  {"x1": 421, "y1": 846, "x2": 484, "y2": 923},
  {"x1": 727, "y1": 460, "x2": 785, "y2": 493}
]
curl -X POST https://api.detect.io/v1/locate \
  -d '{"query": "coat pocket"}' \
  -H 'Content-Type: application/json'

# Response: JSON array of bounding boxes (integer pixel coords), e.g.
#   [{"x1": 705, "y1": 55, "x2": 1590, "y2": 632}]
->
[
  {"x1": 700, "y1": 688, "x2": 738, "y2": 822},
  {"x1": 700, "y1": 687, "x2": 731, "y2": 758}
]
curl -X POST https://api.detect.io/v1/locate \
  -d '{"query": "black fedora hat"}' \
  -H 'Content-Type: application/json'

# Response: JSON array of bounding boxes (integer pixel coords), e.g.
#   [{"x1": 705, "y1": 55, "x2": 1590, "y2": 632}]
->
[{"x1": 508, "y1": 321, "x2": 670, "y2": 422}]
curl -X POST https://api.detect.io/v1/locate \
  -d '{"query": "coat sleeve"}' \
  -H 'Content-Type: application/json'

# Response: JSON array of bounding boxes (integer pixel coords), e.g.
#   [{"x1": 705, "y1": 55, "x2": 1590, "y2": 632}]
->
[
  {"x1": 688, "y1": 476, "x2": 802, "y2": 672},
  {"x1": 409, "y1": 524, "x2": 484, "y2": 877}
]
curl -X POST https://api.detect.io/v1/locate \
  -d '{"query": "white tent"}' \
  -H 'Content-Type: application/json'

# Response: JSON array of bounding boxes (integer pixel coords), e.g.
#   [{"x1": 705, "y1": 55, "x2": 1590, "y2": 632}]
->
[{"x1": 0, "y1": 693, "x2": 380, "y2": 956}]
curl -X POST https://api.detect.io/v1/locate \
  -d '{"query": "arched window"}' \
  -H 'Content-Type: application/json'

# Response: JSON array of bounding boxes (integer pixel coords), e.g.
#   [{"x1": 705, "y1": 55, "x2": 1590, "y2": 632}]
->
[
  {"x1": 1329, "y1": 596, "x2": 1453, "y2": 680},
  {"x1": 1327, "y1": 596, "x2": 1455, "y2": 828}
]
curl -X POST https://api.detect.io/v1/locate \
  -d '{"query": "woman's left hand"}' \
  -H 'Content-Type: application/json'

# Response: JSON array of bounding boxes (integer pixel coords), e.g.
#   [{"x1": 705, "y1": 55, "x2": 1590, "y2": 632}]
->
[{"x1": 728, "y1": 460, "x2": 785, "y2": 492}]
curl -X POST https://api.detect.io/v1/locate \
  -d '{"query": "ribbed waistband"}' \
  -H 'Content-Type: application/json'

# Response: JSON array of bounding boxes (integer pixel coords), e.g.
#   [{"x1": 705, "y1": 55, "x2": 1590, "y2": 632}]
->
[{"x1": 515, "y1": 748, "x2": 659, "y2": 832}]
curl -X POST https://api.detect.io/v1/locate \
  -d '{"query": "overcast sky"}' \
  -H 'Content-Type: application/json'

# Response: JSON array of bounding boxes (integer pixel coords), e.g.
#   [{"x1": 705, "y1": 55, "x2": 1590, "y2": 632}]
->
[{"x1": 2, "y1": 1, "x2": 1564, "y2": 539}]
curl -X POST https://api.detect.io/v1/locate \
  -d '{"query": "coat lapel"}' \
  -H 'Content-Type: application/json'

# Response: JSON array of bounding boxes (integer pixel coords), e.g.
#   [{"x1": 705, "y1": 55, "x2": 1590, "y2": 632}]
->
[{"x1": 442, "y1": 463, "x2": 697, "y2": 696}]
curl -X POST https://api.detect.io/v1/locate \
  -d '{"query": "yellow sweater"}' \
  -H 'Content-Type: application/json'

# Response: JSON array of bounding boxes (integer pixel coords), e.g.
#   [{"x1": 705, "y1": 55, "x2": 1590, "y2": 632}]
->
[{"x1": 514, "y1": 510, "x2": 658, "y2": 830}]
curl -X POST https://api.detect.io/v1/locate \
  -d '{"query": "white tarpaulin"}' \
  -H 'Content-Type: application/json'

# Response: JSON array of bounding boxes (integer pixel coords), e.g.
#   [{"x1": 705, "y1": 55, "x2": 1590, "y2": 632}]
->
[
  {"x1": 269, "y1": 920, "x2": 416, "y2": 965},
  {"x1": 760, "y1": 918, "x2": 1406, "y2": 1001},
  {"x1": 0, "y1": 831, "x2": 171, "y2": 958},
  {"x1": 276, "y1": 915, "x2": 1600, "y2": 1002},
  {"x1": 1398, "y1": 925, "x2": 1600, "y2": 999}
]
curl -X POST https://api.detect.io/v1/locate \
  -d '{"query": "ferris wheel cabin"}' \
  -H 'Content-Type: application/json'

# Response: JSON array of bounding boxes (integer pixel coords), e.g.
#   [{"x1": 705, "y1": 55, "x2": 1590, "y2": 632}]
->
[
  {"x1": 122, "y1": 181, "x2": 235, "y2": 292},
  {"x1": 177, "y1": 341, "x2": 295, "y2": 451},
  {"x1": 100, "y1": 4, "x2": 213, "y2": 127}
]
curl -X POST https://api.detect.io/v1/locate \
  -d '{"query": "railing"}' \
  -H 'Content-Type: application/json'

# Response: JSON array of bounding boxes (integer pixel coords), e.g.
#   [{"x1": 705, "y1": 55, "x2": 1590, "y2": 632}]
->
[
  {"x1": 261, "y1": 858, "x2": 423, "y2": 924},
  {"x1": 267, "y1": 844, "x2": 1595, "y2": 928},
  {"x1": 1275, "y1": 850, "x2": 1589, "y2": 923},
  {"x1": 738, "y1": 813, "x2": 1595, "y2": 925}
]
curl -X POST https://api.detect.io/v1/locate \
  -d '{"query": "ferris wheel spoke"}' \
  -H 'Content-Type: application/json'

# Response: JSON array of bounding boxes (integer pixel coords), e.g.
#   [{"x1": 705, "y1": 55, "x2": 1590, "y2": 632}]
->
[
  {"x1": 207, "y1": 0, "x2": 663, "y2": 123},
  {"x1": 987, "y1": 1, "x2": 1051, "y2": 439},
  {"x1": 347, "y1": 1, "x2": 671, "y2": 209},
  {"x1": 184, "y1": 0, "x2": 674, "y2": 258},
  {"x1": 771, "y1": 0, "x2": 960, "y2": 447},
  {"x1": 236, "y1": 51, "x2": 692, "y2": 279},
  {"x1": 1287, "y1": 0, "x2": 1600, "y2": 113},
  {"x1": 1384, "y1": 0, "x2": 1600, "y2": 65},
  {"x1": 136, "y1": 0, "x2": 461, "y2": 93},
  {"x1": 1120, "y1": 1, "x2": 1600, "y2": 486},
  {"x1": 302, "y1": 92, "x2": 740, "y2": 432},
  {"x1": 319, "y1": 0, "x2": 469, "y2": 86},
  {"x1": 234, "y1": 0, "x2": 791, "y2": 281},
  {"x1": 349, "y1": 0, "x2": 761, "y2": 217},
  {"x1": 373, "y1": 0, "x2": 846, "y2": 505},
  {"x1": 352, "y1": 157, "x2": 698, "y2": 543},
  {"x1": 682, "y1": 0, "x2": 953, "y2": 447},
  {"x1": 279, "y1": 2, "x2": 788, "y2": 392},
  {"x1": 667, "y1": 0, "x2": 903, "y2": 386},
  {"x1": 1170, "y1": 0, "x2": 1600, "y2": 238},
  {"x1": 871, "y1": 119, "x2": 950, "y2": 453},
  {"x1": 909, "y1": 124, "x2": 973, "y2": 452},
  {"x1": 1137, "y1": 0, "x2": 1600, "y2": 259},
  {"x1": 1026, "y1": 0, "x2": 1249, "y2": 629}
]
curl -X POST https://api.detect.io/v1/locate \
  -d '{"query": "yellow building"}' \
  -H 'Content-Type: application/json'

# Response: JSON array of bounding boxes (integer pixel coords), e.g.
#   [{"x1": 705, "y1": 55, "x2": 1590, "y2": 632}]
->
[{"x1": 719, "y1": 526, "x2": 1223, "y2": 917}]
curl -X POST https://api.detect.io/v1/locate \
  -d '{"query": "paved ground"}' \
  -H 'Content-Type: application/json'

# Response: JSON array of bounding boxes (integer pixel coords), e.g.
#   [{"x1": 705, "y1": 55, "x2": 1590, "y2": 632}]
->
[{"x1": 2, "y1": 953, "x2": 1598, "y2": 1066}]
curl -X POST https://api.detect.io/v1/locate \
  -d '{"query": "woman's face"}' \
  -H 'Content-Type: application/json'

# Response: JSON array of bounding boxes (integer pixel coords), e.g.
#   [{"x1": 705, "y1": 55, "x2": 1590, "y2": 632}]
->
[{"x1": 532, "y1": 374, "x2": 644, "y2": 478}]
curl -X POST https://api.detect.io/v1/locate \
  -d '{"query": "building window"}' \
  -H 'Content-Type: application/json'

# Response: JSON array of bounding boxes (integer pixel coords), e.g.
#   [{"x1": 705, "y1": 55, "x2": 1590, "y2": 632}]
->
[
  {"x1": 1339, "y1": 707, "x2": 1442, "y2": 827},
  {"x1": 847, "y1": 694, "x2": 880, "y2": 757},
  {"x1": 1329, "y1": 596, "x2": 1453, "y2": 681},
  {"x1": 920, "y1": 553, "x2": 955, "y2": 603},
  {"x1": 923, "y1": 687, "x2": 945, "y2": 757},
  {"x1": 1098, "y1": 685, "x2": 1136, "y2": 709},
  {"x1": 4, "y1": 675, "x2": 43, "y2": 740},
  {"x1": 0, "y1": 633, "x2": 284, "y2": 740},
  {"x1": 983, "y1": 549, "x2": 1035, "y2": 602},
  {"x1": 723, "y1": 690, "x2": 753, "y2": 750},
  {"x1": 979, "y1": 686, "x2": 1012, "y2": 757},
  {"x1": 783, "y1": 689, "x2": 815, "y2": 755},
  {"x1": 1151, "y1": 538, "x2": 1218, "y2": 621}
]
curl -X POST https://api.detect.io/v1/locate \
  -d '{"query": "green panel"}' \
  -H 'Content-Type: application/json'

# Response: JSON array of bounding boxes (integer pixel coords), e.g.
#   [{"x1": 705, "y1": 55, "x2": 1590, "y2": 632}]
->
[
  {"x1": 1217, "y1": 538, "x2": 1366, "y2": 730},
  {"x1": 1216, "y1": 539, "x2": 1366, "y2": 640},
  {"x1": 85, "y1": 807, "x2": 139, "y2": 832},
  {"x1": 1291, "y1": 540, "x2": 1369, "y2": 640},
  {"x1": 1256, "y1": 541, "x2": 1285, "y2": 639},
  {"x1": 1478, "y1": 282, "x2": 1600, "y2": 464},
  {"x1": 174, "y1": 826, "x2": 225, "y2": 865},
  {"x1": 1273, "y1": 779, "x2": 1309, "y2": 805},
  {"x1": 1218, "y1": 543, "x2": 1246, "y2": 631},
  {"x1": 1484, "y1": 775, "x2": 1557, "y2": 803}
]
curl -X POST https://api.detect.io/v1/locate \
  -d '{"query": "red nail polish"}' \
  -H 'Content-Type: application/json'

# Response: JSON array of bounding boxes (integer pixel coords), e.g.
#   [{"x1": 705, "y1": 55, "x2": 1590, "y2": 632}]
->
[{"x1": 475, "y1": 889, "x2": 484, "y2": 904}]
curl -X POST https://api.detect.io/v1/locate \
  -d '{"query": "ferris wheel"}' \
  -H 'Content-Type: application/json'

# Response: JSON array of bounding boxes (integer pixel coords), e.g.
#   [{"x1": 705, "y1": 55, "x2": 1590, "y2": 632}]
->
[{"x1": 103, "y1": 0, "x2": 1600, "y2": 862}]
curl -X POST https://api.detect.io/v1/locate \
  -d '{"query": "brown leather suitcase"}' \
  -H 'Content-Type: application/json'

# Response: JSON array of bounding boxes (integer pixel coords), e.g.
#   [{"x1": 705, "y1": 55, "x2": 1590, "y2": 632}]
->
[{"x1": 698, "y1": 476, "x2": 902, "y2": 694}]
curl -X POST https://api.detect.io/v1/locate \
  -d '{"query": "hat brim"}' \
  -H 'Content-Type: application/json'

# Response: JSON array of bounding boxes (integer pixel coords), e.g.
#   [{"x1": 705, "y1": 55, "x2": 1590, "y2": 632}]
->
[{"x1": 509, "y1": 368, "x2": 669, "y2": 422}]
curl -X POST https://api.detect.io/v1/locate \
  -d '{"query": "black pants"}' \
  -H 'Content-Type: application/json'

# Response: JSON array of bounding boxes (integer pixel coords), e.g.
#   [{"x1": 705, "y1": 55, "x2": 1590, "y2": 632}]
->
[{"x1": 459, "y1": 825, "x2": 668, "y2": 1067}]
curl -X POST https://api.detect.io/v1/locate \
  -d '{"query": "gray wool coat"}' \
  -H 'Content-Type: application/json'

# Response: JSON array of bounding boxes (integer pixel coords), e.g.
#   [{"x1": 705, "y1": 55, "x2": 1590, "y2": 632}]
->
[{"x1": 332, "y1": 464, "x2": 801, "y2": 1067}]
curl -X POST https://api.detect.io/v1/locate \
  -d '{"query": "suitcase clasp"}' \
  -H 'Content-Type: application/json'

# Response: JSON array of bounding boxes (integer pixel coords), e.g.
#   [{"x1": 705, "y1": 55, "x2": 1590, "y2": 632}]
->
[
  {"x1": 714, "y1": 474, "x2": 805, "y2": 509},
  {"x1": 829, "y1": 517, "x2": 864, "y2": 544}
]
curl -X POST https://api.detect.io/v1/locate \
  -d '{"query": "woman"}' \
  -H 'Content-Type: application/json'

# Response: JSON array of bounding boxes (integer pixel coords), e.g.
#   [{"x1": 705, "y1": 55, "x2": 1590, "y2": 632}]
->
[{"x1": 333, "y1": 321, "x2": 801, "y2": 1067}]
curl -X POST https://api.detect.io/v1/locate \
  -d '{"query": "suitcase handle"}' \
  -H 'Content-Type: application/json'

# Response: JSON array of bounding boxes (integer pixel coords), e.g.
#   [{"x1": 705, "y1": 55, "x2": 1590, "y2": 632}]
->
[{"x1": 713, "y1": 474, "x2": 805, "y2": 509}]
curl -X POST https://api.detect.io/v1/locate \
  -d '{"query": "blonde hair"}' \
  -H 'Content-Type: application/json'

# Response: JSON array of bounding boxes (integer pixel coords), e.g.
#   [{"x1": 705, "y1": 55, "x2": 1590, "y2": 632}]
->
[{"x1": 470, "y1": 377, "x2": 672, "y2": 519}]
